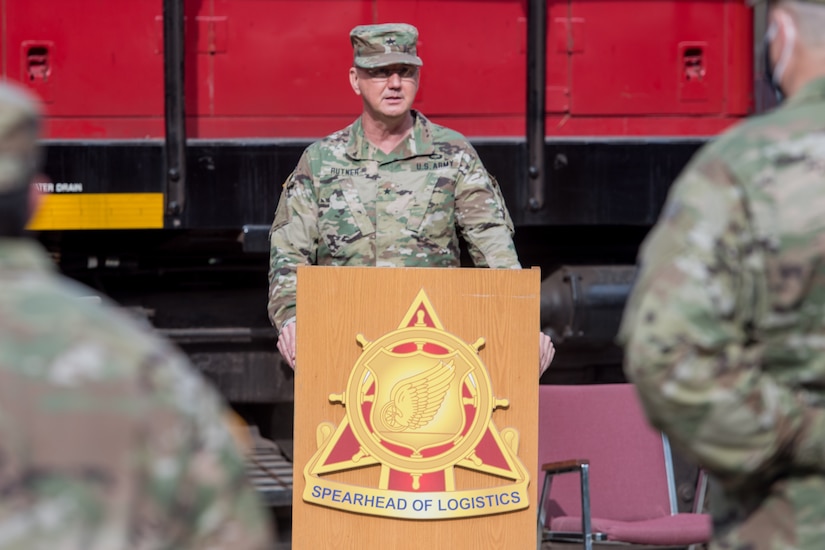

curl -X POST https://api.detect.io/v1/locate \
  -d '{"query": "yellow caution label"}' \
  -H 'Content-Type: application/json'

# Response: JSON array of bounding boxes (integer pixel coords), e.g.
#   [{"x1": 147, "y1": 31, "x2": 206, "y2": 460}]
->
[{"x1": 27, "y1": 193, "x2": 165, "y2": 230}]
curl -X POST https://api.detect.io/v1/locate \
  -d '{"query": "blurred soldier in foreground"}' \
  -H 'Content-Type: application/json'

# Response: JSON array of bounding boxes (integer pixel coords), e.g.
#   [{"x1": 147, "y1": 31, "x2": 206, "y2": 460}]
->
[
  {"x1": 268, "y1": 23, "x2": 554, "y2": 375},
  {"x1": 619, "y1": 0, "x2": 825, "y2": 548},
  {"x1": 0, "y1": 82, "x2": 272, "y2": 549}
]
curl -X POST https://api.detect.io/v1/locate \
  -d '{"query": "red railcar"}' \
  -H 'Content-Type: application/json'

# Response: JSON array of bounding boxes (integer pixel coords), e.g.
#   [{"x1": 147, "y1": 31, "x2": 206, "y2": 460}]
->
[
  {"x1": 12, "y1": 0, "x2": 766, "y2": 395},
  {"x1": 20, "y1": 0, "x2": 752, "y2": 139}
]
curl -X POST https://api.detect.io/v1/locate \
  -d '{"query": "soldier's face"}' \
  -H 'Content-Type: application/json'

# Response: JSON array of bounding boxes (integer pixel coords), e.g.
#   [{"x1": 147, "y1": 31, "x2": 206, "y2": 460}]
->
[{"x1": 349, "y1": 65, "x2": 419, "y2": 121}]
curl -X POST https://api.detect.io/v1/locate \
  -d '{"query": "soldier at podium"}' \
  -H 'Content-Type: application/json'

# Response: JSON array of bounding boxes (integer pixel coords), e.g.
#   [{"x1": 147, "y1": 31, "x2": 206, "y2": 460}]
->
[{"x1": 268, "y1": 23, "x2": 554, "y2": 376}]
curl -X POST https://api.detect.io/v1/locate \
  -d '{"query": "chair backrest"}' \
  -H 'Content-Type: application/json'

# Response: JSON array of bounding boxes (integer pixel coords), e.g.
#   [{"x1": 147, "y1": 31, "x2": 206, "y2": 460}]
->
[{"x1": 538, "y1": 384, "x2": 676, "y2": 523}]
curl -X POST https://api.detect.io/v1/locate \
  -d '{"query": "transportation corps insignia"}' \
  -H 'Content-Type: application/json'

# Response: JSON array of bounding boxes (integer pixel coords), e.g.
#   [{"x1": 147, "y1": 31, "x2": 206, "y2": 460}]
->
[{"x1": 303, "y1": 290, "x2": 530, "y2": 520}]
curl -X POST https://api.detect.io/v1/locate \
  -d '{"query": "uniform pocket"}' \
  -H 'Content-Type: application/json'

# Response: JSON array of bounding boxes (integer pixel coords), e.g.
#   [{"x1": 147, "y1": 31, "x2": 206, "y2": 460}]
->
[
  {"x1": 406, "y1": 172, "x2": 454, "y2": 235},
  {"x1": 270, "y1": 189, "x2": 292, "y2": 233},
  {"x1": 318, "y1": 179, "x2": 375, "y2": 257}
]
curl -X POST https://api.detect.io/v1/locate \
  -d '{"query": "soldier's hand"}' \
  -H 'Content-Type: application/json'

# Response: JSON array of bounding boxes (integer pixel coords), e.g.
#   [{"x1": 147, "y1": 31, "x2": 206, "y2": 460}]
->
[
  {"x1": 277, "y1": 322, "x2": 297, "y2": 369},
  {"x1": 539, "y1": 332, "x2": 555, "y2": 378}
]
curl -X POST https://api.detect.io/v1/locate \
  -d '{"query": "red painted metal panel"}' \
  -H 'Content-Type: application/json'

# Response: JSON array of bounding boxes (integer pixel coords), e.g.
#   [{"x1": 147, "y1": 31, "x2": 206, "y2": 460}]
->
[
  {"x1": 567, "y1": 0, "x2": 746, "y2": 116},
  {"x1": 6, "y1": 0, "x2": 754, "y2": 140},
  {"x1": 724, "y1": 0, "x2": 755, "y2": 116},
  {"x1": 204, "y1": 0, "x2": 372, "y2": 117},
  {"x1": 546, "y1": 0, "x2": 571, "y2": 113},
  {"x1": 8, "y1": 0, "x2": 164, "y2": 117},
  {"x1": 375, "y1": 0, "x2": 527, "y2": 118}
]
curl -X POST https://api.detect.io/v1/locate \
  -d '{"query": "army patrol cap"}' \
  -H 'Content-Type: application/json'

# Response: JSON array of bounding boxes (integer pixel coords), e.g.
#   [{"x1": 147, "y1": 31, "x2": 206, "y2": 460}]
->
[
  {"x1": 0, "y1": 82, "x2": 41, "y2": 194},
  {"x1": 350, "y1": 23, "x2": 423, "y2": 68}
]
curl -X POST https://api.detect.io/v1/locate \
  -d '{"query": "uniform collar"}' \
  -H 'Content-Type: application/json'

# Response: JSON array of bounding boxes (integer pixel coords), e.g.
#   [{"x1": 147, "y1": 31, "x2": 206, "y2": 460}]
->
[
  {"x1": 346, "y1": 110, "x2": 436, "y2": 162},
  {"x1": 785, "y1": 76, "x2": 825, "y2": 108},
  {"x1": 0, "y1": 239, "x2": 55, "y2": 274}
]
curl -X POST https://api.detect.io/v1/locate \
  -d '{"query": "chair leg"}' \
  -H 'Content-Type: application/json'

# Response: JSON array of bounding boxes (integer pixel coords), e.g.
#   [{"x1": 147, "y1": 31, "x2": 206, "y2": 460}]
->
[
  {"x1": 693, "y1": 469, "x2": 708, "y2": 514},
  {"x1": 538, "y1": 471, "x2": 554, "y2": 550},
  {"x1": 580, "y1": 463, "x2": 593, "y2": 550},
  {"x1": 687, "y1": 470, "x2": 710, "y2": 550}
]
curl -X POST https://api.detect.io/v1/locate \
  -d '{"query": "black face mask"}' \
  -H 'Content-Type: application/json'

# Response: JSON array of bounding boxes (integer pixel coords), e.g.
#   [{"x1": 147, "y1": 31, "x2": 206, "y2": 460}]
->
[{"x1": 763, "y1": 33, "x2": 786, "y2": 104}]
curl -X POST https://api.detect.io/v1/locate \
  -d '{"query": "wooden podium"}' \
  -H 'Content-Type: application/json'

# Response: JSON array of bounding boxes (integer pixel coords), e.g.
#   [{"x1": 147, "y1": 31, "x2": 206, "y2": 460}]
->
[{"x1": 293, "y1": 266, "x2": 540, "y2": 549}]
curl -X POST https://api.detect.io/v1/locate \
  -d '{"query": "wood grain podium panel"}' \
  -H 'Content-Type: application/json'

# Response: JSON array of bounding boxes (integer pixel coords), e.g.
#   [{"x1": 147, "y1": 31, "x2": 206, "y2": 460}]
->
[{"x1": 293, "y1": 266, "x2": 540, "y2": 550}]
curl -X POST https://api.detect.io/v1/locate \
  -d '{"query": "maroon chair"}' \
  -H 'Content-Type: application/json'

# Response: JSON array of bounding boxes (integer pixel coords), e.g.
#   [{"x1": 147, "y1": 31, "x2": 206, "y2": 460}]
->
[{"x1": 537, "y1": 384, "x2": 711, "y2": 550}]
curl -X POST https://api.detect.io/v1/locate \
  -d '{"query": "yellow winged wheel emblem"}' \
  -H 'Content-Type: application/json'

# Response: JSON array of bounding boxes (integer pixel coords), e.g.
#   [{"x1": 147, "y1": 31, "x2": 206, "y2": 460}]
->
[{"x1": 378, "y1": 360, "x2": 457, "y2": 433}]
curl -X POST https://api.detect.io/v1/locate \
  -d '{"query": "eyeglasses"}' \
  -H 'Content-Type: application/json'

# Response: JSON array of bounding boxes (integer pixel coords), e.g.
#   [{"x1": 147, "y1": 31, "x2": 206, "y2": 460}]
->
[{"x1": 363, "y1": 65, "x2": 419, "y2": 80}]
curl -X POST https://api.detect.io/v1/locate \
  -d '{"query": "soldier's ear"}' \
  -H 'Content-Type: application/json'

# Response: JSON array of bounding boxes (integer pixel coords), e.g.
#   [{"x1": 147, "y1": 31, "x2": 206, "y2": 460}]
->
[
  {"x1": 349, "y1": 67, "x2": 362, "y2": 96},
  {"x1": 768, "y1": 9, "x2": 797, "y2": 89}
]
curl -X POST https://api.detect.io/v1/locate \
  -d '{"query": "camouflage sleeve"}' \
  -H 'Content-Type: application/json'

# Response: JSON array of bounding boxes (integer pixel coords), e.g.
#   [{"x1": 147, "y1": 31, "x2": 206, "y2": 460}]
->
[
  {"x1": 454, "y1": 145, "x2": 521, "y2": 269},
  {"x1": 139, "y1": 346, "x2": 273, "y2": 549},
  {"x1": 619, "y1": 155, "x2": 825, "y2": 490},
  {"x1": 268, "y1": 151, "x2": 319, "y2": 331}
]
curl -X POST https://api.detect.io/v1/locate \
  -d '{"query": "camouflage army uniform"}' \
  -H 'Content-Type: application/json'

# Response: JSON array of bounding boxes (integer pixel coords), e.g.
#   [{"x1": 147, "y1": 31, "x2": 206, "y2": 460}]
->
[
  {"x1": 0, "y1": 240, "x2": 273, "y2": 550},
  {"x1": 619, "y1": 76, "x2": 825, "y2": 549},
  {"x1": 268, "y1": 110, "x2": 519, "y2": 330},
  {"x1": 0, "y1": 82, "x2": 272, "y2": 549}
]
